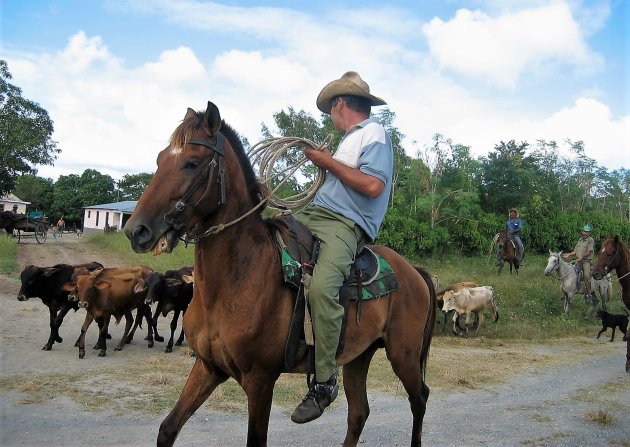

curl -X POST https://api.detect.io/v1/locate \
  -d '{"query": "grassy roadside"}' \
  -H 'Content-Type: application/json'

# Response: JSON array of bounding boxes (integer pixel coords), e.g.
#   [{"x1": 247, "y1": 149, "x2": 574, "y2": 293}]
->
[
  {"x1": 0, "y1": 235, "x2": 17, "y2": 274},
  {"x1": 1, "y1": 231, "x2": 617, "y2": 340},
  {"x1": 2, "y1": 230, "x2": 624, "y2": 416}
]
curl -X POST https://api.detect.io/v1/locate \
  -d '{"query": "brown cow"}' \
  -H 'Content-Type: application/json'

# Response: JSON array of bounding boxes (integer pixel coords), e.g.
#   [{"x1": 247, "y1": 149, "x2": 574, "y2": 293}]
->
[{"x1": 63, "y1": 265, "x2": 154, "y2": 358}]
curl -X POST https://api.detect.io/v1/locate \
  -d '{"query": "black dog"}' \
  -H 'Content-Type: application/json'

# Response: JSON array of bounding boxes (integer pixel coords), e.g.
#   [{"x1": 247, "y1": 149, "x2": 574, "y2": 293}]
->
[{"x1": 596, "y1": 309, "x2": 629, "y2": 342}]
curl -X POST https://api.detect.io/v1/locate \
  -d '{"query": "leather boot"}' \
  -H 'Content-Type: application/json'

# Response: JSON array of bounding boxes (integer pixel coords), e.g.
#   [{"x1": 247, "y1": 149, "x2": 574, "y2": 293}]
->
[{"x1": 291, "y1": 374, "x2": 338, "y2": 424}]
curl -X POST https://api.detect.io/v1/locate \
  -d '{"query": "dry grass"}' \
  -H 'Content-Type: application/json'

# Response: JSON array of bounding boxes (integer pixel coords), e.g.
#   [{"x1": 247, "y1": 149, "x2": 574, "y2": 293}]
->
[
  {"x1": 521, "y1": 433, "x2": 571, "y2": 446},
  {"x1": 0, "y1": 336, "x2": 608, "y2": 417},
  {"x1": 583, "y1": 408, "x2": 617, "y2": 426},
  {"x1": 569, "y1": 377, "x2": 630, "y2": 410}
]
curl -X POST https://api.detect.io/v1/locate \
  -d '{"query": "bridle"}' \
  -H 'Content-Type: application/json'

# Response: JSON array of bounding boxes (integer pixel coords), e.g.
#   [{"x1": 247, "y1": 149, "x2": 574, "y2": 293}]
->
[
  {"x1": 597, "y1": 241, "x2": 630, "y2": 282},
  {"x1": 547, "y1": 255, "x2": 572, "y2": 280},
  {"x1": 163, "y1": 135, "x2": 227, "y2": 241},
  {"x1": 161, "y1": 133, "x2": 271, "y2": 244}
]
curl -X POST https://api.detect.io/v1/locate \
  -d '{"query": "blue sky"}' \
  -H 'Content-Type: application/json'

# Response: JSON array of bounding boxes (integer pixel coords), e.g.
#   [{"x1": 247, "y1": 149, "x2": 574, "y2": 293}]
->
[{"x1": 2, "y1": 0, "x2": 628, "y2": 181}]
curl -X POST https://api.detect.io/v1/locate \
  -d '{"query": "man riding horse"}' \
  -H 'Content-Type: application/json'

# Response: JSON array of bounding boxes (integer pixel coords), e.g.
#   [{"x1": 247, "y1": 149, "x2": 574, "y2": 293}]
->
[
  {"x1": 291, "y1": 71, "x2": 393, "y2": 424},
  {"x1": 563, "y1": 224, "x2": 595, "y2": 303},
  {"x1": 496, "y1": 208, "x2": 524, "y2": 266}
]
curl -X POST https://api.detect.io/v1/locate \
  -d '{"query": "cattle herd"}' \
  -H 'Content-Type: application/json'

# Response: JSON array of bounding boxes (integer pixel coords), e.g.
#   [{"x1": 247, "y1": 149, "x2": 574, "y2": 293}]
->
[
  {"x1": 17, "y1": 262, "x2": 194, "y2": 358},
  {"x1": 16, "y1": 259, "x2": 503, "y2": 361}
]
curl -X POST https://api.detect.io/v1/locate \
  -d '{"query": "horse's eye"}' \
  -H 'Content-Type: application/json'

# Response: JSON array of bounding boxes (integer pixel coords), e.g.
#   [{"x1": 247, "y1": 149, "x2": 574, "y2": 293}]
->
[{"x1": 183, "y1": 159, "x2": 201, "y2": 170}]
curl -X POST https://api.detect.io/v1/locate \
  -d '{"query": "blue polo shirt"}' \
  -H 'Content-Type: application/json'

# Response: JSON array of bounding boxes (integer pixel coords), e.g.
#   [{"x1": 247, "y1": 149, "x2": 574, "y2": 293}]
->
[{"x1": 312, "y1": 117, "x2": 393, "y2": 241}]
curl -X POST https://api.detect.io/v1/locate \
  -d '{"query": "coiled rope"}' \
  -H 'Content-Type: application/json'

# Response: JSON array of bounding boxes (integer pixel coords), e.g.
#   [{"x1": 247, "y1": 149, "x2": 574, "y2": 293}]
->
[
  {"x1": 186, "y1": 135, "x2": 332, "y2": 240},
  {"x1": 248, "y1": 135, "x2": 333, "y2": 210}
]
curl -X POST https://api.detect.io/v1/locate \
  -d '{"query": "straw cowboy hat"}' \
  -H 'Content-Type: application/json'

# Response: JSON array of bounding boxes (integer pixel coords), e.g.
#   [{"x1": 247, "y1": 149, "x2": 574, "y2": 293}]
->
[
  {"x1": 508, "y1": 208, "x2": 518, "y2": 216},
  {"x1": 316, "y1": 71, "x2": 387, "y2": 114}
]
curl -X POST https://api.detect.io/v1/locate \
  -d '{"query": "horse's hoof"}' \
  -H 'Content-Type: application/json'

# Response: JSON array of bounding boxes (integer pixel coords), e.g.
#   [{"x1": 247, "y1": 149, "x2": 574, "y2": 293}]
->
[
  {"x1": 98, "y1": 351, "x2": 107, "y2": 357},
  {"x1": 175, "y1": 341, "x2": 182, "y2": 346},
  {"x1": 79, "y1": 352, "x2": 85, "y2": 359},
  {"x1": 155, "y1": 335, "x2": 165, "y2": 343},
  {"x1": 114, "y1": 346, "x2": 122, "y2": 351},
  {"x1": 165, "y1": 347, "x2": 173, "y2": 353},
  {"x1": 125, "y1": 338, "x2": 133, "y2": 344},
  {"x1": 55, "y1": 336, "x2": 63, "y2": 343},
  {"x1": 148, "y1": 341, "x2": 154, "y2": 348}
]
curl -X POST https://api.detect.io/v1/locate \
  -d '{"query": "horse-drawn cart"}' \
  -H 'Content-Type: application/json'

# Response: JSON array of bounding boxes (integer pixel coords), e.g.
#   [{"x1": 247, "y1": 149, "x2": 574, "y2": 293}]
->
[{"x1": 0, "y1": 211, "x2": 50, "y2": 244}]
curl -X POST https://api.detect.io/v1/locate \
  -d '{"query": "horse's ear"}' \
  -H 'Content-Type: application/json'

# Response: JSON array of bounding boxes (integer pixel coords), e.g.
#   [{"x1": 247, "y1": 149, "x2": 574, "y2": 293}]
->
[
  {"x1": 204, "y1": 101, "x2": 222, "y2": 135},
  {"x1": 184, "y1": 107, "x2": 197, "y2": 120}
]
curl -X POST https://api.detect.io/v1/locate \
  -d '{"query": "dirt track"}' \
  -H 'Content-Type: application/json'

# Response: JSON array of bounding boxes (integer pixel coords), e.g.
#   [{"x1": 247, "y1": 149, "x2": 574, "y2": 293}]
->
[{"x1": 0, "y1": 236, "x2": 629, "y2": 446}]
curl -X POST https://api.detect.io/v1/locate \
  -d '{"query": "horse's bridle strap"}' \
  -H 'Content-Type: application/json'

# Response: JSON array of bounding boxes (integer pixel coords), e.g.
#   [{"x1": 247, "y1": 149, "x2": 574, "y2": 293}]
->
[
  {"x1": 188, "y1": 135, "x2": 225, "y2": 155},
  {"x1": 163, "y1": 134, "x2": 226, "y2": 226}
]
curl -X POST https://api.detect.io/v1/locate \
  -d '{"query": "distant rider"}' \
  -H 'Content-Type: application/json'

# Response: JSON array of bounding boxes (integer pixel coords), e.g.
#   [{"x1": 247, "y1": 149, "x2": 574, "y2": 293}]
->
[
  {"x1": 506, "y1": 208, "x2": 524, "y2": 265},
  {"x1": 563, "y1": 225, "x2": 595, "y2": 302}
]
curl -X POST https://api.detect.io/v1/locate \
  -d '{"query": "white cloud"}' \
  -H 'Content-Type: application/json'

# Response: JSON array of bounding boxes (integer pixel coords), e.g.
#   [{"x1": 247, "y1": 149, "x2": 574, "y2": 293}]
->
[
  {"x1": 422, "y1": 1, "x2": 602, "y2": 87},
  {"x1": 142, "y1": 47, "x2": 206, "y2": 82},
  {"x1": 535, "y1": 98, "x2": 630, "y2": 168},
  {"x1": 4, "y1": 1, "x2": 627, "y2": 185}
]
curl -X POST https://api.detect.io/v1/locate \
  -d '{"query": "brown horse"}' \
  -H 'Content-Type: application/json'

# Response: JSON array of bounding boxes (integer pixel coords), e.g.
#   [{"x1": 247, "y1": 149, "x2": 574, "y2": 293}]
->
[
  {"x1": 124, "y1": 102, "x2": 436, "y2": 447},
  {"x1": 496, "y1": 230, "x2": 519, "y2": 275},
  {"x1": 593, "y1": 235, "x2": 630, "y2": 373}
]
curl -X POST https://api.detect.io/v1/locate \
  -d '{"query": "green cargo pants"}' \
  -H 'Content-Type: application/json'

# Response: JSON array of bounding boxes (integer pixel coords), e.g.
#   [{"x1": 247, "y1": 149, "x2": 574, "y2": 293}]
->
[{"x1": 296, "y1": 205, "x2": 366, "y2": 382}]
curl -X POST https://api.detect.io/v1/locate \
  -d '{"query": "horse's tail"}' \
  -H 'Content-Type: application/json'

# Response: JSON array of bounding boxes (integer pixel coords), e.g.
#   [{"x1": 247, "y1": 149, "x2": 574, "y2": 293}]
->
[{"x1": 413, "y1": 265, "x2": 437, "y2": 377}]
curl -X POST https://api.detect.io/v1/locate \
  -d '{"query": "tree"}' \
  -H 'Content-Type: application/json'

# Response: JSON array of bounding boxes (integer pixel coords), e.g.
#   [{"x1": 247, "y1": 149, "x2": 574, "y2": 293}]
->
[
  {"x1": 117, "y1": 173, "x2": 153, "y2": 200},
  {"x1": 0, "y1": 60, "x2": 60, "y2": 195},
  {"x1": 479, "y1": 140, "x2": 534, "y2": 213},
  {"x1": 14, "y1": 175, "x2": 54, "y2": 212},
  {"x1": 50, "y1": 174, "x2": 82, "y2": 225},
  {"x1": 77, "y1": 169, "x2": 116, "y2": 207}
]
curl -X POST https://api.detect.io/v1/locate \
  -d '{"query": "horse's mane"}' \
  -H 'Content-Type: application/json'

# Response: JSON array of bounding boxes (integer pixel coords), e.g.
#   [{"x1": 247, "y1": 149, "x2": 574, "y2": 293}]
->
[
  {"x1": 170, "y1": 111, "x2": 265, "y2": 207},
  {"x1": 612, "y1": 235, "x2": 630, "y2": 267}
]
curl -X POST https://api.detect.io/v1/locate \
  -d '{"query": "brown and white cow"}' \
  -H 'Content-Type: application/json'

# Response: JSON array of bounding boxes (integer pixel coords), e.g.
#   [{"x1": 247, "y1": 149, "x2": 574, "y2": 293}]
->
[
  {"x1": 63, "y1": 265, "x2": 154, "y2": 358},
  {"x1": 436, "y1": 281, "x2": 479, "y2": 333},
  {"x1": 442, "y1": 285, "x2": 499, "y2": 335}
]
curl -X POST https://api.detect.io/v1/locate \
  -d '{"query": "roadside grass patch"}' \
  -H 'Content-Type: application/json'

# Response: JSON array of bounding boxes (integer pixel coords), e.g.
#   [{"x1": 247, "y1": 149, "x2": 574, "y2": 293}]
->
[
  {"x1": 530, "y1": 413, "x2": 553, "y2": 423},
  {"x1": 570, "y1": 378, "x2": 630, "y2": 409},
  {"x1": 584, "y1": 408, "x2": 617, "y2": 426},
  {"x1": 89, "y1": 232, "x2": 194, "y2": 271},
  {"x1": 0, "y1": 235, "x2": 17, "y2": 273},
  {"x1": 521, "y1": 432, "x2": 571, "y2": 446}
]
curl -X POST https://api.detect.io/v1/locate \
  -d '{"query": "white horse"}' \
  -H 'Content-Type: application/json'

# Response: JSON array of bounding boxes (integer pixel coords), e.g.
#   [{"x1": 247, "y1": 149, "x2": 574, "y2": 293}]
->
[{"x1": 544, "y1": 251, "x2": 613, "y2": 315}]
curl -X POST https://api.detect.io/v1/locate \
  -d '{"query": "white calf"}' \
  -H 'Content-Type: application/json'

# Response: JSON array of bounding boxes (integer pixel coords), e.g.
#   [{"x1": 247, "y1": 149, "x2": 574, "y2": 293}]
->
[{"x1": 442, "y1": 286, "x2": 499, "y2": 335}]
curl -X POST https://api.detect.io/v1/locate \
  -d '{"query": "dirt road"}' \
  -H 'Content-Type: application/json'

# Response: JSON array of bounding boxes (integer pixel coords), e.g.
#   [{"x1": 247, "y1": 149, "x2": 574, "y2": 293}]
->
[{"x1": 0, "y1": 236, "x2": 628, "y2": 446}]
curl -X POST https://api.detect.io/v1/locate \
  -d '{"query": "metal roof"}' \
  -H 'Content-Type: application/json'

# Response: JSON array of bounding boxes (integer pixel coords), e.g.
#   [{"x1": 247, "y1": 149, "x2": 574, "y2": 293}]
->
[
  {"x1": 83, "y1": 201, "x2": 137, "y2": 213},
  {"x1": 1, "y1": 193, "x2": 31, "y2": 205}
]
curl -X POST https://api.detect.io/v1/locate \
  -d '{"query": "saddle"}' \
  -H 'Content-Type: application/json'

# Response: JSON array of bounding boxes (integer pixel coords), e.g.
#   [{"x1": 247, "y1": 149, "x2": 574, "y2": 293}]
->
[{"x1": 275, "y1": 214, "x2": 399, "y2": 371}]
